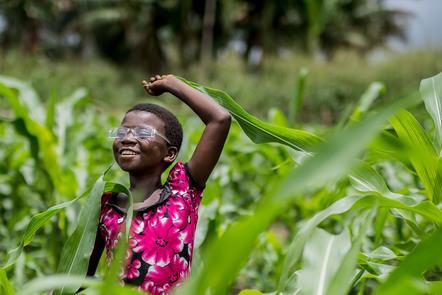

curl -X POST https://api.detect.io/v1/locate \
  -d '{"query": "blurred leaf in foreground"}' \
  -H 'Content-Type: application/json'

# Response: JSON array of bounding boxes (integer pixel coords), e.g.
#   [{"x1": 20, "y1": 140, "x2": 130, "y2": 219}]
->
[
  {"x1": 376, "y1": 227, "x2": 442, "y2": 295},
  {"x1": 180, "y1": 95, "x2": 412, "y2": 295}
]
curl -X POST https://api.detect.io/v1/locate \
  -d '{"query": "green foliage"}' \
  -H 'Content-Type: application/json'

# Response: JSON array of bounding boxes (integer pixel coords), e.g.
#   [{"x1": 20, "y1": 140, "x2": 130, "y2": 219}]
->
[
  {"x1": 3, "y1": 189, "x2": 90, "y2": 269},
  {"x1": 420, "y1": 72, "x2": 442, "y2": 150},
  {"x1": 54, "y1": 176, "x2": 105, "y2": 295},
  {"x1": 0, "y1": 268, "x2": 15, "y2": 295},
  {"x1": 2, "y1": 71, "x2": 442, "y2": 295},
  {"x1": 375, "y1": 227, "x2": 442, "y2": 295},
  {"x1": 289, "y1": 68, "x2": 309, "y2": 125},
  {"x1": 179, "y1": 76, "x2": 322, "y2": 153}
]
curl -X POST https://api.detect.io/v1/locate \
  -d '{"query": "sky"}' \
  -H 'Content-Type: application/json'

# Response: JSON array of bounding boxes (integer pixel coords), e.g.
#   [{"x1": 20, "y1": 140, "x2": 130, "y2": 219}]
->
[{"x1": 386, "y1": 0, "x2": 442, "y2": 49}]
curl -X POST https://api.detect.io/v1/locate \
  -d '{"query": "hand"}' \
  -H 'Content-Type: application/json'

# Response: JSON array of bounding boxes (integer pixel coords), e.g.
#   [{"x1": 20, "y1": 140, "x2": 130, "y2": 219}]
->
[{"x1": 142, "y1": 74, "x2": 180, "y2": 96}]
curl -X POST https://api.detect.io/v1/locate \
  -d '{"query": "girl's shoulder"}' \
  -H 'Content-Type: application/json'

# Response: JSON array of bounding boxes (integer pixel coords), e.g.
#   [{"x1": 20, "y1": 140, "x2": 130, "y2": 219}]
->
[
  {"x1": 101, "y1": 191, "x2": 114, "y2": 207},
  {"x1": 167, "y1": 161, "x2": 205, "y2": 192}
]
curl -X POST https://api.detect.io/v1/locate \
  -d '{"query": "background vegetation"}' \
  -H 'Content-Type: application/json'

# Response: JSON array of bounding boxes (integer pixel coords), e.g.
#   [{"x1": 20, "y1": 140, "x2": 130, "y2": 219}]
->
[{"x1": 1, "y1": 0, "x2": 442, "y2": 294}]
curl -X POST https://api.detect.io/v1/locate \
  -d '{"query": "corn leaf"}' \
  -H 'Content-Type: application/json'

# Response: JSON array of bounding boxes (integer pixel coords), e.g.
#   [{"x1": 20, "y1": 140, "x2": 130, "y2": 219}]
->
[
  {"x1": 375, "y1": 227, "x2": 442, "y2": 295},
  {"x1": 17, "y1": 275, "x2": 98, "y2": 295},
  {"x1": 238, "y1": 290, "x2": 264, "y2": 295},
  {"x1": 54, "y1": 88, "x2": 89, "y2": 158},
  {"x1": 0, "y1": 77, "x2": 77, "y2": 197},
  {"x1": 0, "y1": 268, "x2": 15, "y2": 295},
  {"x1": 420, "y1": 72, "x2": 442, "y2": 151},
  {"x1": 98, "y1": 236, "x2": 128, "y2": 295},
  {"x1": 54, "y1": 178, "x2": 132, "y2": 294},
  {"x1": 349, "y1": 161, "x2": 392, "y2": 196},
  {"x1": 55, "y1": 176, "x2": 105, "y2": 295},
  {"x1": 104, "y1": 181, "x2": 133, "y2": 239},
  {"x1": 277, "y1": 192, "x2": 442, "y2": 292},
  {"x1": 390, "y1": 109, "x2": 439, "y2": 203},
  {"x1": 289, "y1": 67, "x2": 308, "y2": 124},
  {"x1": 180, "y1": 97, "x2": 408, "y2": 295},
  {"x1": 434, "y1": 158, "x2": 442, "y2": 204},
  {"x1": 350, "y1": 82, "x2": 386, "y2": 122},
  {"x1": 297, "y1": 228, "x2": 352, "y2": 295},
  {"x1": 3, "y1": 189, "x2": 90, "y2": 269},
  {"x1": 179, "y1": 77, "x2": 322, "y2": 153}
]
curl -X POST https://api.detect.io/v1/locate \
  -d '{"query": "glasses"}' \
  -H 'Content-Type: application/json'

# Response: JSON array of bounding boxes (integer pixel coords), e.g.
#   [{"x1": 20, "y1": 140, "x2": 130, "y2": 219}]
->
[{"x1": 108, "y1": 126, "x2": 171, "y2": 144}]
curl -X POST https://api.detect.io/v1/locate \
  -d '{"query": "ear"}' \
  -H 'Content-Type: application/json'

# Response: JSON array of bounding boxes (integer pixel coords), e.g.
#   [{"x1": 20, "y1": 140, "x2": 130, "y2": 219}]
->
[{"x1": 163, "y1": 146, "x2": 178, "y2": 164}]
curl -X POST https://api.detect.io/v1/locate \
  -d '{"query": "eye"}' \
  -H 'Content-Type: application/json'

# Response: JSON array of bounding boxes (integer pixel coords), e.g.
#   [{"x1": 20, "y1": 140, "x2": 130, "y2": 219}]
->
[
  {"x1": 136, "y1": 127, "x2": 154, "y2": 138},
  {"x1": 116, "y1": 127, "x2": 129, "y2": 138}
]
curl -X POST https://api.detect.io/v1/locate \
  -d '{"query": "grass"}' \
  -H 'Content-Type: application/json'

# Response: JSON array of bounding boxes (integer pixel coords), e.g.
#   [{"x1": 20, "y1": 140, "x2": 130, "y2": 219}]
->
[{"x1": 1, "y1": 54, "x2": 442, "y2": 294}]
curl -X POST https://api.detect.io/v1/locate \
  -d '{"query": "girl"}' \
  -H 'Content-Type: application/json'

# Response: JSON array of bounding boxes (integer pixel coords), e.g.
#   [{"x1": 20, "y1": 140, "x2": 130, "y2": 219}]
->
[{"x1": 85, "y1": 74, "x2": 231, "y2": 294}]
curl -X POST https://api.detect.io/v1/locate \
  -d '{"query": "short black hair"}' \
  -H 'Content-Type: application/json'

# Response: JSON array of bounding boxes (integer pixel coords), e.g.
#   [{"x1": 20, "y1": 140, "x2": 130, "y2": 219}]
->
[{"x1": 126, "y1": 103, "x2": 183, "y2": 152}]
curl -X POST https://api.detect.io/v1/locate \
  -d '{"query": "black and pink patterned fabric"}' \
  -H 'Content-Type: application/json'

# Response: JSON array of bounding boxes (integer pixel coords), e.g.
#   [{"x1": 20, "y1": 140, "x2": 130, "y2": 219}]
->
[{"x1": 98, "y1": 161, "x2": 203, "y2": 294}]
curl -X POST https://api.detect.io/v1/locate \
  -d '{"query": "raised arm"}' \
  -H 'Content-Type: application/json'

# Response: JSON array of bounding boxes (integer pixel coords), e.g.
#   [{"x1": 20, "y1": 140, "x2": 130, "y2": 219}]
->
[{"x1": 143, "y1": 74, "x2": 231, "y2": 187}]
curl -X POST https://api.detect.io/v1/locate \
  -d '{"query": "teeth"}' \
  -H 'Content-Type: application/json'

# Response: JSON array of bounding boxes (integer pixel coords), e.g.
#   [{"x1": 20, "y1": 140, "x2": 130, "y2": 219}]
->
[{"x1": 121, "y1": 150, "x2": 137, "y2": 155}]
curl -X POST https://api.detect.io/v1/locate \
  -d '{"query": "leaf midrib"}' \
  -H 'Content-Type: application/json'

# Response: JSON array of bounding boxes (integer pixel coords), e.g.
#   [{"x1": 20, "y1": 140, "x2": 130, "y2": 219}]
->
[{"x1": 317, "y1": 236, "x2": 335, "y2": 295}]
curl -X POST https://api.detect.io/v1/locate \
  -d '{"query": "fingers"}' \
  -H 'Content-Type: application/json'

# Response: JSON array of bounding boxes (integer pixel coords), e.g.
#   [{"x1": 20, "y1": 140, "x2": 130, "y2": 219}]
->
[
  {"x1": 141, "y1": 80, "x2": 153, "y2": 95},
  {"x1": 147, "y1": 74, "x2": 168, "y2": 83},
  {"x1": 142, "y1": 74, "x2": 169, "y2": 96}
]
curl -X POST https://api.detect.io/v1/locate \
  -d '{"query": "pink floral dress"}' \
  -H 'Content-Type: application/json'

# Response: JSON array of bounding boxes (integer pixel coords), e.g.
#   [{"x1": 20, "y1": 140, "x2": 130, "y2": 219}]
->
[{"x1": 99, "y1": 162, "x2": 204, "y2": 295}]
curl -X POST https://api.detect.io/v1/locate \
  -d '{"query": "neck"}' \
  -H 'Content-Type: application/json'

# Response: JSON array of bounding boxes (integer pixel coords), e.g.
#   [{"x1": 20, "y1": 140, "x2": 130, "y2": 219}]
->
[{"x1": 129, "y1": 172, "x2": 163, "y2": 203}]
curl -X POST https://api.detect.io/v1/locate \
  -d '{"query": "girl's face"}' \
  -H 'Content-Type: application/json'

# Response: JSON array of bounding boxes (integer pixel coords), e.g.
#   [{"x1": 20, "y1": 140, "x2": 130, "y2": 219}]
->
[{"x1": 112, "y1": 111, "x2": 171, "y2": 174}]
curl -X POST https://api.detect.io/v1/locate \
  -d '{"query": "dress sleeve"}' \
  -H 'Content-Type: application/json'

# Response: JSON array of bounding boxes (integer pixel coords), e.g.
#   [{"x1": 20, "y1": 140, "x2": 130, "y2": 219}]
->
[
  {"x1": 98, "y1": 192, "x2": 113, "y2": 225},
  {"x1": 101, "y1": 192, "x2": 113, "y2": 209},
  {"x1": 167, "y1": 161, "x2": 205, "y2": 194}
]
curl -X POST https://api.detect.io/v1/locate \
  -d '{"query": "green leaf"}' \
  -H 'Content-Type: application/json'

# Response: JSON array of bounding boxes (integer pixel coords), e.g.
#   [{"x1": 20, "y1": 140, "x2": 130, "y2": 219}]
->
[
  {"x1": 277, "y1": 193, "x2": 442, "y2": 292},
  {"x1": 179, "y1": 77, "x2": 322, "y2": 153},
  {"x1": 99, "y1": 236, "x2": 128, "y2": 295},
  {"x1": 53, "y1": 178, "x2": 132, "y2": 294},
  {"x1": 0, "y1": 76, "x2": 45, "y2": 124},
  {"x1": 298, "y1": 228, "x2": 351, "y2": 295},
  {"x1": 17, "y1": 275, "x2": 98, "y2": 295},
  {"x1": 55, "y1": 88, "x2": 89, "y2": 157},
  {"x1": 0, "y1": 76, "x2": 77, "y2": 197},
  {"x1": 98, "y1": 183, "x2": 134, "y2": 295},
  {"x1": 419, "y1": 72, "x2": 442, "y2": 150},
  {"x1": 350, "y1": 82, "x2": 386, "y2": 122},
  {"x1": 349, "y1": 161, "x2": 391, "y2": 196},
  {"x1": 180, "y1": 96, "x2": 409, "y2": 295},
  {"x1": 327, "y1": 210, "x2": 375, "y2": 295},
  {"x1": 376, "y1": 227, "x2": 442, "y2": 295},
  {"x1": 390, "y1": 110, "x2": 439, "y2": 202},
  {"x1": 433, "y1": 158, "x2": 442, "y2": 204},
  {"x1": 268, "y1": 108, "x2": 289, "y2": 127},
  {"x1": 238, "y1": 290, "x2": 264, "y2": 295},
  {"x1": 0, "y1": 268, "x2": 15, "y2": 295},
  {"x1": 55, "y1": 176, "x2": 105, "y2": 294},
  {"x1": 3, "y1": 189, "x2": 91, "y2": 269},
  {"x1": 101, "y1": 285, "x2": 146, "y2": 295},
  {"x1": 367, "y1": 246, "x2": 397, "y2": 261},
  {"x1": 289, "y1": 67, "x2": 308, "y2": 124},
  {"x1": 104, "y1": 181, "x2": 133, "y2": 239}
]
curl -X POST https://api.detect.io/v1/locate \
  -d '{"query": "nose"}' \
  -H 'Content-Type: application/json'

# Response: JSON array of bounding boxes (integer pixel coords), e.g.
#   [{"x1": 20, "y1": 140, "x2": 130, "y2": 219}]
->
[{"x1": 121, "y1": 129, "x2": 137, "y2": 144}]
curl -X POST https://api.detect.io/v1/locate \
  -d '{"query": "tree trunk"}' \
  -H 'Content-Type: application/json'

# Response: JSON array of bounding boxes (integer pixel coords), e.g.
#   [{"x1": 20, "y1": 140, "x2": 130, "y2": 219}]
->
[{"x1": 200, "y1": 0, "x2": 216, "y2": 66}]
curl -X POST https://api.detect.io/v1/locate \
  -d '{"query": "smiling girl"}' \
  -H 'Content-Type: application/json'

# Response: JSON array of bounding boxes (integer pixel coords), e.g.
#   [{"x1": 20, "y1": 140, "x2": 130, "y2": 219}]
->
[{"x1": 85, "y1": 74, "x2": 231, "y2": 294}]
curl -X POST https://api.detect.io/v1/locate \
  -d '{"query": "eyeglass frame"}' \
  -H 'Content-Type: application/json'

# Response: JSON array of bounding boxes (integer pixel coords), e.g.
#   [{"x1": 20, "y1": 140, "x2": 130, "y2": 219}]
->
[{"x1": 108, "y1": 126, "x2": 171, "y2": 145}]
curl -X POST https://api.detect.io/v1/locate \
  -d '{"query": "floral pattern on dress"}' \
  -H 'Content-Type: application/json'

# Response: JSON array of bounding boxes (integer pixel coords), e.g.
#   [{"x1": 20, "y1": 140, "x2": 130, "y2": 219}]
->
[
  {"x1": 142, "y1": 255, "x2": 189, "y2": 295},
  {"x1": 98, "y1": 162, "x2": 203, "y2": 295},
  {"x1": 132, "y1": 215, "x2": 184, "y2": 267}
]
